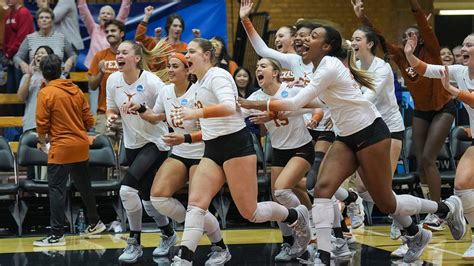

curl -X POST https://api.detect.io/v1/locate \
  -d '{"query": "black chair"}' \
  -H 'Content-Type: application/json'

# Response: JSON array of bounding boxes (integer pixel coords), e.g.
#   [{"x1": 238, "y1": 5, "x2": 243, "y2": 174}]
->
[
  {"x1": 392, "y1": 127, "x2": 419, "y2": 195},
  {"x1": 447, "y1": 126, "x2": 472, "y2": 182},
  {"x1": 17, "y1": 131, "x2": 75, "y2": 233},
  {"x1": 0, "y1": 136, "x2": 26, "y2": 235}
]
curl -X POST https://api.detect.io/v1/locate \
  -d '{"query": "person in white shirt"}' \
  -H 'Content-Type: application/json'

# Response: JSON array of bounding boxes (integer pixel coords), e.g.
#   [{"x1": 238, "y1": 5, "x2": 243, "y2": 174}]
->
[
  {"x1": 351, "y1": 26, "x2": 406, "y2": 243},
  {"x1": 238, "y1": 20, "x2": 466, "y2": 265},
  {"x1": 169, "y1": 38, "x2": 311, "y2": 266},
  {"x1": 405, "y1": 32, "x2": 474, "y2": 260},
  {"x1": 105, "y1": 41, "x2": 173, "y2": 264},
  {"x1": 124, "y1": 53, "x2": 231, "y2": 265},
  {"x1": 242, "y1": 57, "x2": 317, "y2": 260}
]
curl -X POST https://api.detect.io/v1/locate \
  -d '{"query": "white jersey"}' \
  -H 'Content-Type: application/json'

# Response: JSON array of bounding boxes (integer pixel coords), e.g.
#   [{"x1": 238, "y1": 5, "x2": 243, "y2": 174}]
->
[
  {"x1": 357, "y1": 57, "x2": 405, "y2": 133},
  {"x1": 194, "y1": 67, "x2": 246, "y2": 140},
  {"x1": 106, "y1": 70, "x2": 169, "y2": 150},
  {"x1": 424, "y1": 64, "x2": 474, "y2": 137},
  {"x1": 153, "y1": 84, "x2": 204, "y2": 159},
  {"x1": 243, "y1": 83, "x2": 313, "y2": 149},
  {"x1": 274, "y1": 56, "x2": 381, "y2": 137}
]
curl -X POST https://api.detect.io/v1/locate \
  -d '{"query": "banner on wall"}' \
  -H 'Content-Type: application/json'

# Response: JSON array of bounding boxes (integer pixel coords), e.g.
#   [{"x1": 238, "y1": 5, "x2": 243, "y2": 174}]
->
[{"x1": 27, "y1": 0, "x2": 228, "y2": 70}]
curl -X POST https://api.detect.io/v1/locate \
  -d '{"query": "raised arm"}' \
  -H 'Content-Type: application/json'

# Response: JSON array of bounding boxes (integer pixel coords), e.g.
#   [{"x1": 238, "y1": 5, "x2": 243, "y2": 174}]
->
[
  {"x1": 77, "y1": 0, "x2": 96, "y2": 35},
  {"x1": 13, "y1": 38, "x2": 30, "y2": 74},
  {"x1": 53, "y1": 0, "x2": 72, "y2": 23},
  {"x1": 239, "y1": 0, "x2": 293, "y2": 67},
  {"x1": 116, "y1": 0, "x2": 132, "y2": 22},
  {"x1": 409, "y1": 0, "x2": 440, "y2": 57}
]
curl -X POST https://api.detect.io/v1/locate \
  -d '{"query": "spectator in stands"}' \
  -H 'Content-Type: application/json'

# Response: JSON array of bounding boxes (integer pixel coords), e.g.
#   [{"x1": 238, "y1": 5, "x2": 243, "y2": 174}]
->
[
  {"x1": 77, "y1": 0, "x2": 131, "y2": 116},
  {"x1": 17, "y1": 45, "x2": 53, "y2": 180},
  {"x1": 34, "y1": 54, "x2": 105, "y2": 247},
  {"x1": 36, "y1": 0, "x2": 84, "y2": 52},
  {"x1": 88, "y1": 19, "x2": 124, "y2": 142},
  {"x1": 162, "y1": 14, "x2": 187, "y2": 54},
  {"x1": 440, "y1": 46, "x2": 454, "y2": 66},
  {"x1": 211, "y1": 36, "x2": 238, "y2": 75},
  {"x1": 452, "y1": 45, "x2": 463, "y2": 65},
  {"x1": 77, "y1": 0, "x2": 131, "y2": 69},
  {"x1": 3, "y1": 0, "x2": 34, "y2": 94},
  {"x1": 14, "y1": 7, "x2": 76, "y2": 76}
]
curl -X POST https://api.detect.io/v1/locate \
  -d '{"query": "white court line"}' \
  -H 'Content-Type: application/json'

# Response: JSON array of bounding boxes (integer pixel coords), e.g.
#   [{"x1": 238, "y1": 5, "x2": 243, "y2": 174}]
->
[{"x1": 363, "y1": 229, "x2": 463, "y2": 257}]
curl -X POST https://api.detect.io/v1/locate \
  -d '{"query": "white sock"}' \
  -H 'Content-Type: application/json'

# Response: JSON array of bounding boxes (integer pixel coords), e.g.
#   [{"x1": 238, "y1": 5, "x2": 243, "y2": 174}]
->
[
  {"x1": 455, "y1": 189, "x2": 474, "y2": 227},
  {"x1": 120, "y1": 185, "x2": 143, "y2": 232},
  {"x1": 142, "y1": 200, "x2": 169, "y2": 227},
  {"x1": 204, "y1": 211, "x2": 222, "y2": 243},
  {"x1": 274, "y1": 189, "x2": 301, "y2": 208},
  {"x1": 181, "y1": 205, "x2": 206, "y2": 252},
  {"x1": 334, "y1": 187, "x2": 349, "y2": 202},
  {"x1": 313, "y1": 198, "x2": 333, "y2": 253}
]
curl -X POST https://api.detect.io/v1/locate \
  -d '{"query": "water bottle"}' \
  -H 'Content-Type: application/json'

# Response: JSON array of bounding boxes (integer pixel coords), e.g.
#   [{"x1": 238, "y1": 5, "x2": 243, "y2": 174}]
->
[{"x1": 77, "y1": 209, "x2": 86, "y2": 233}]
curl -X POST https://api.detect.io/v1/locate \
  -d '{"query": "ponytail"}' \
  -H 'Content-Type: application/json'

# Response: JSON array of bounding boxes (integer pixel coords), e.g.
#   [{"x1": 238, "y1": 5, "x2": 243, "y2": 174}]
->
[{"x1": 347, "y1": 49, "x2": 375, "y2": 91}]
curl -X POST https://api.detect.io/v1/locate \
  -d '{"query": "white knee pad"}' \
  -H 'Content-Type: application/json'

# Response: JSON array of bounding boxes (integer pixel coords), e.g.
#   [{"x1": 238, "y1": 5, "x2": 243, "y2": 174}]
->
[
  {"x1": 250, "y1": 201, "x2": 288, "y2": 223},
  {"x1": 332, "y1": 197, "x2": 342, "y2": 227},
  {"x1": 455, "y1": 189, "x2": 474, "y2": 224},
  {"x1": 142, "y1": 200, "x2": 169, "y2": 227},
  {"x1": 312, "y1": 198, "x2": 334, "y2": 229},
  {"x1": 150, "y1": 196, "x2": 186, "y2": 223},
  {"x1": 392, "y1": 194, "x2": 422, "y2": 216},
  {"x1": 120, "y1": 185, "x2": 141, "y2": 213},
  {"x1": 274, "y1": 189, "x2": 300, "y2": 208},
  {"x1": 359, "y1": 191, "x2": 374, "y2": 203}
]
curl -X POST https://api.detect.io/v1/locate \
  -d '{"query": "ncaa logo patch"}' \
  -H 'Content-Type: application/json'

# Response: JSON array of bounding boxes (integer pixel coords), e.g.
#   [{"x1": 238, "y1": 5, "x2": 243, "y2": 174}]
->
[
  {"x1": 281, "y1": 90, "x2": 289, "y2": 98},
  {"x1": 136, "y1": 84, "x2": 144, "y2": 92},
  {"x1": 180, "y1": 98, "x2": 188, "y2": 106}
]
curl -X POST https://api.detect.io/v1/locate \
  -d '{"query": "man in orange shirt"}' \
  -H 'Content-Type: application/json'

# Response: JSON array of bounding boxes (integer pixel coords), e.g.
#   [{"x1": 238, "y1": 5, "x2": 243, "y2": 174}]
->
[
  {"x1": 34, "y1": 54, "x2": 105, "y2": 246},
  {"x1": 88, "y1": 19, "x2": 124, "y2": 142}
]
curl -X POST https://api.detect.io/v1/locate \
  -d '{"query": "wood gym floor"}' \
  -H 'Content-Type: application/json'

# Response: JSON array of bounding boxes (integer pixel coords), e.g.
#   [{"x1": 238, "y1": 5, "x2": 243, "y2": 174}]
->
[{"x1": 0, "y1": 225, "x2": 472, "y2": 265}]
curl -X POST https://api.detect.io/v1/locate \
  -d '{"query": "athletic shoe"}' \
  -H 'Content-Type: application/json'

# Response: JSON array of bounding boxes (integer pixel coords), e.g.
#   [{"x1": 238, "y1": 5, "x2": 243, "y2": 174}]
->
[
  {"x1": 390, "y1": 237, "x2": 408, "y2": 258},
  {"x1": 153, "y1": 231, "x2": 178, "y2": 256},
  {"x1": 390, "y1": 220, "x2": 402, "y2": 240},
  {"x1": 274, "y1": 243, "x2": 293, "y2": 261},
  {"x1": 288, "y1": 205, "x2": 311, "y2": 256},
  {"x1": 330, "y1": 237, "x2": 352, "y2": 258},
  {"x1": 346, "y1": 190, "x2": 365, "y2": 229},
  {"x1": 403, "y1": 227, "x2": 432, "y2": 263},
  {"x1": 462, "y1": 241, "x2": 474, "y2": 260},
  {"x1": 422, "y1": 213, "x2": 445, "y2": 231},
  {"x1": 343, "y1": 232, "x2": 357, "y2": 245},
  {"x1": 118, "y1": 237, "x2": 143, "y2": 263},
  {"x1": 80, "y1": 220, "x2": 106, "y2": 237},
  {"x1": 444, "y1": 195, "x2": 467, "y2": 240},
  {"x1": 171, "y1": 256, "x2": 192, "y2": 266},
  {"x1": 205, "y1": 245, "x2": 232, "y2": 265},
  {"x1": 33, "y1": 235, "x2": 66, "y2": 247}
]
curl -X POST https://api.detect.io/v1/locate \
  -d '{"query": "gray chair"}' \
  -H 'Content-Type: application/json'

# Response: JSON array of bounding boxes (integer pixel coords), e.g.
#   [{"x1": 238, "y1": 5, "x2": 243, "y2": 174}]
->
[
  {"x1": 17, "y1": 131, "x2": 75, "y2": 233},
  {"x1": 0, "y1": 136, "x2": 26, "y2": 235},
  {"x1": 446, "y1": 126, "x2": 472, "y2": 182}
]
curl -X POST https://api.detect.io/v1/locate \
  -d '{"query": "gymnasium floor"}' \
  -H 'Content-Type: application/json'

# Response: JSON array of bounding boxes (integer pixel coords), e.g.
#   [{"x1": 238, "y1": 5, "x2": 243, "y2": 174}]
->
[{"x1": 0, "y1": 225, "x2": 472, "y2": 265}]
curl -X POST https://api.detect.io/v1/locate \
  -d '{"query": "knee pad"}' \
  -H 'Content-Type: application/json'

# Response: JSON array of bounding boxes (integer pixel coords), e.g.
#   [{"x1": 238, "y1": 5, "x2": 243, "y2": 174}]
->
[
  {"x1": 312, "y1": 198, "x2": 333, "y2": 229},
  {"x1": 120, "y1": 185, "x2": 141, "y2": 213},
  {"x1": 392, "y1": 194, "x2": 422, "y2": 216},
  {"x1": 250, "y1": 201, "x2": 287, "y2": 223},
  {"x1": 142, "y1": 200, "x2": 169, "y2": 227},
  {"x1": 151, "y1": 196, "x2": 186, "y2": 223},
  {"x1": 274, "y1": 189, "x2": 299, "y2": 208},
  {"x1": 455, "y1": 189, "x2": 474, "y2": 212},
  {"x1": 185, "y1": 205, "x2": 206, "y2": 231},
  {"x1": 359, "y1": 191, "x2": 374, "y2": 203}
]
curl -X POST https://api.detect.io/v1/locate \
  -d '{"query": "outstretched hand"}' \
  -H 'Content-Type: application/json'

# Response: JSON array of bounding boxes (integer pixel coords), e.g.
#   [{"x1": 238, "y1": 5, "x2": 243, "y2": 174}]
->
[
  {"x1": 240, "y1": 0, "x2": 253, "y2": 20},
  {"x1": 351, "y1": 0, "x2": 365, "y2": 18},
  {"x1": 404, "y1": 32, "x2": 418, "y2": 55}
]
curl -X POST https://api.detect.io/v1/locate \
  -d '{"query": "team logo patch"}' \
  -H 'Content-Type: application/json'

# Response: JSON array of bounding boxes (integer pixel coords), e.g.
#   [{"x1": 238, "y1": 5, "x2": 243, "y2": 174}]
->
[
  {"x1": 180, "y1": 98, "x2": 188, "y2": 106},
  {"x1": 281, "y1": 90, "x2": 289, "y2": 98},
  {"x1": 136, "y1": 84, "x2": 144, "y2": 92}
]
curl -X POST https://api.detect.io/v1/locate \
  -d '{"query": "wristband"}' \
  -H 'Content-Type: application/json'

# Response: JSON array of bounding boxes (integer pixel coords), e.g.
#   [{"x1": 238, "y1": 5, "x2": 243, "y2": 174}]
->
[
  {"x1": 137, "y1": 104, "x2": 146, "y2": 113},
  {"x1": 184, "y1": 134, "x2": 192, "y2": 144}
]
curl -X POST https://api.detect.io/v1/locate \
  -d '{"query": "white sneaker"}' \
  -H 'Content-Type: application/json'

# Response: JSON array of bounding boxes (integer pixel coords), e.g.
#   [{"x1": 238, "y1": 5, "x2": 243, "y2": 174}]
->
[
  {"x1": 153, "y1": 232, "x2": 178, "y2": 256},
  {"x1": 205, "y1": 245, "x2": 231, "y2": 265},
  {"x1": 81, "y1": 220, "x2": 106, "y2": 237},
  {"x1": 390, "y1": 221, "x2": 402, "y2": 240},
  {"x1": 462, "y1": 241, "x2": 474, "y2": 260},
  {"x1": 422, "y1": 213, "x2": 445, "y2": 231},
  {"x1": 331, "y1": 237, "x2": 352, "y2": 258},
  {"x1": 288, "y1": 205, "x2": 311, "y2": 256},
  {"x1": 403, "y1": 227, "x2": 432, "y2": 263},
  {"x1": 33, "y1": 235, "x2": 66, "y2": 247},
  {"x1": 118, "y1": 237, "x2": 143, "y2": 263},
  {"x1": 343, "y1": 232, "x2": 356, "y2": 245},
  {"x1": 346, "y1": 189, "x2": 365, "y2": 229},
  {"x1": 274, "y1": 243, "x2": 293, "y2": 262},
  {"x1": 444, "y1": 195, "x2": 467, "y2": 240},
  {"x1": 390, "y1": 239, "x2": 408, "y2": 258},
  {"x1": 171, "y1": 255, "x2": 192, "y2": 266}
]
